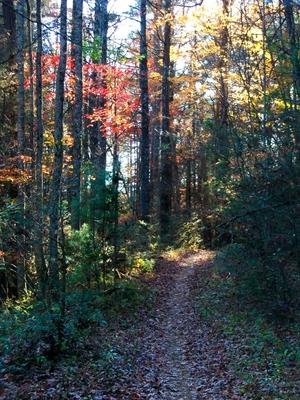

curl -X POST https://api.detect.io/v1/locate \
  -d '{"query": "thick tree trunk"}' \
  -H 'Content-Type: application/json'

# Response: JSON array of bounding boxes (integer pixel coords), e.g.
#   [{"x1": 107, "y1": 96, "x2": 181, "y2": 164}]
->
[
  {"x1": 48, "y1": 0, "x2": 67, "y2": 298},
  {"x1": 0, "y1": 0, "x2": 15, "y2": 63},
  {"x1": 159, "y1": 0, "x2": 173, "y2": 237},
  {"x1": 283, "y1": 0, "x2": 300, "y2": 162},
  {"x1": 90, "y1": 0, "x2": 108, "y2": 230},
  {"x1": 139, "y1": 0, "x2": 150, "y2": 221},
  {"x1": 70, "y1": 0, "x2": 83, "y2": 230}
]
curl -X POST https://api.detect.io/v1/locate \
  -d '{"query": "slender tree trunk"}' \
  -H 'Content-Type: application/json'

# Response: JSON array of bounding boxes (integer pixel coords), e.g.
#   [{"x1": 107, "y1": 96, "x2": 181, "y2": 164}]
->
[
  {"x1": 16, "y1": 0, "x2": 26, "y2": 295},
  {"x1": 48, "y1": 0, "x2": 67, "y2": 298},
  {"x1": 112, "y1": 136, "x2": 119, "y2": 275},
  {"x1": 139, "y1": 0, "x2": 150, "y2": 221},
  {"x1": 215, "y1": 0, "x2": 230, "y2": 165},
  {"x1": 34, "y1": 0, "x2": 47, "y2": 298},
  {"x1": 26, "y1": 0, "x2": 34, "y2": 165},
  {"x1": 159, "y1": 0, "x2": 173, "y2": 237},
  {"x1": 70, "y1": 0, "x2": 83, "y2": 230},
  {"x1": 150, "y1": 28, "x2": 161, "y2": 217},
  {"x1": 186, "y1": 156, "x2": 191, "y2": 216}
]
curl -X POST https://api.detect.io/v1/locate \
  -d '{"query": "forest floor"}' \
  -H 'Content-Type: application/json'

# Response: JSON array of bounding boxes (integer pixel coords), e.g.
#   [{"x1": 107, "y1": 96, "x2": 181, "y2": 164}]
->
[{"x1": 1, "y1": 251, "x2": 299, "y2": 399}]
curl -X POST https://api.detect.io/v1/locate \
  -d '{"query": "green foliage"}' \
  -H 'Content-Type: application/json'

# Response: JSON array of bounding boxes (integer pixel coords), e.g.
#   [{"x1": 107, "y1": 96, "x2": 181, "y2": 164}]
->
[
  {"x1": 0, "y1": 292, "x2": 107, "y2": 372},
  {"x1": 177, "y1": 214, "x2": 204, "y2": 250},
  {"x1": 196, "y1": 264, "x2": 300, "y2": 398},
  {"x1": 120, "y1": 219, "x2": 159, "y2": 255},
  {"x1": 66, "y1": 224, "x2": 114, "y2": 288},
  {"x1": 100, "y1": 280, "x2": 151, "y2": 318},
  {"x1": 118, "y1": 219, "x2": 158, "y2": 275},
  {"x1": 82, "y1": 38, "x2": 102, "y2": 62},
  {"x1": 208, "y1": 144, "x2": 300, "y2": 314},
  {"x1": 215, "y1": 244, "x2": 268, "y2": 302},
  {"x1": 129, "y1": 253, "x2": 155, "y2": 274},
  {"x1": 0, "y1": 277, "x2": 151, "y2": 373}
]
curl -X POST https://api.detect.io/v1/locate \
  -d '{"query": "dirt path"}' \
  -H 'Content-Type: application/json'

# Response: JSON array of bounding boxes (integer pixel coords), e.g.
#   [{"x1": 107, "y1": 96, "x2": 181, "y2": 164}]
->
[
  {"x1": 125, "y1": 251, "x2": 237, "y2": 400},
  {"x1": 133, "y1": 253, "x2": 202, "y2": 399}
]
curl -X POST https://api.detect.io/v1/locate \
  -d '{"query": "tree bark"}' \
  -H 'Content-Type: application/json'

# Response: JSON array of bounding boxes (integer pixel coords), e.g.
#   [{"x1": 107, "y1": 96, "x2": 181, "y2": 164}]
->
[
  {"x1": 0, "y1": 0, "x2": 15, "y2": 63},
  {"x1": 16, "y1": 0, "x2": 26, "y2": 295},
  {"x1": 215, "y1": 0, "x2": 230, "y2": 165},
  {"x1": 159, "y1": 0, "x2": 173, "y2": 237},
  {"x1": 70, "y1": 0, "x2": 83, "y2": 230},
  {"x1": 139, "y1": 0, "x2": 150, "y2": 222},
  {"x1": 283, "y1": 0, "x2": 300, "y2": 162},
  {"x1": 34, "y1": 0, "x2": 47, "y2": 298},
  {"x1": 48, "y1": 0, "x2": 67, "y2": 298},
  {"x1": 90, "y1": 0, "x2": 108, "y2": 230},
  {"x1": 150, "y1": 27, "x2": 161, "y2": 217}
]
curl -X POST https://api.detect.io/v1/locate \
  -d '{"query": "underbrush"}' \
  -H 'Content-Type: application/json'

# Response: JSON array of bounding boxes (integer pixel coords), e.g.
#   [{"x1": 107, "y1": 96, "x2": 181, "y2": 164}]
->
[
  {"x1": 0, "y1": 279, "x2": 151, "y2": 375},
  {"x1": 0, "y1": 220, "x2": 157, "y2": 375},
  {"x1": 196, "y1": 252, "x2": 300, "y2": 399},
  {"x1": 176, "y1": 214, "x2": 204, "y2": 250}
]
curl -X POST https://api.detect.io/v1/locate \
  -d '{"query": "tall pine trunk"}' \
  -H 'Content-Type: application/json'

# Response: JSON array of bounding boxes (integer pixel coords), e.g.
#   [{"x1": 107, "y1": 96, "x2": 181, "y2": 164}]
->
[
  {"x1": 139, "y1": 0, "x2": 150, "y2": 221},
  {"x1": 48, "y1": 0, "x2": 67, "y2": 298},
  {"x1": 90, "y1": 0, "x2": 108, "y2": 231},
  {"x1": 34, "y1": 0, "x2": 47, "y2": 298},
  {"x1": 150, "y1": 27, "x2": 161, "y2": 217},
  {"x1": 70, "y1": 0, "x2": 83, "y2": 230},
  {"x1": 283, "y1": 0, "x2": 300, "y2": 163},
  {"x1": 16, "y1": 0, "x2": 26, "y2": 295},
  {"x1": 215, "y1": 0, "x2": 230, "y2": 167},
  {"x1": 159, "y1": 0, "x2": 173, "y2": 238}
]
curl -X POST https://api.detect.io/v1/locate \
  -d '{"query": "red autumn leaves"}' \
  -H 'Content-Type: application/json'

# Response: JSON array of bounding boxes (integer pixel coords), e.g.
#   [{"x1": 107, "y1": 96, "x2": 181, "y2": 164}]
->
[{"x1": 25, "y1": 55, "x2": 140, "y2": 140}]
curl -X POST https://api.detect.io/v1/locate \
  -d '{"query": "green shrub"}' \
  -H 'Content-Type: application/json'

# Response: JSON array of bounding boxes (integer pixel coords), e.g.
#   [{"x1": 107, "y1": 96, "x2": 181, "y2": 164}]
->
[
  {"x1": 215, "y1": 244, "x2": 282, "y2": 308},
  {"x1": 177, "y1": 214, "x2": 204, "y2": 250},
  {"x1": 66, "y1": 224, "x2": 114, "y2": 288},
  {"x1": 0, "y1": 292, "x2": 107, "y2": 372}
]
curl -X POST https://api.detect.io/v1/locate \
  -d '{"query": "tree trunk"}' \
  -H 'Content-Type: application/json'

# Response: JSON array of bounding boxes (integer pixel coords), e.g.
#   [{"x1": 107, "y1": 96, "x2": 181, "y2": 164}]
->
[
  {"x1": 159, "y1": 0, "x2": 173, "y2": 238},
  {"x1": 0, "y1": 0, "x2": 15, "y2": 63},
  {"x1": 150, "y1": 27, "x2": 161, "y2": 217},
  {"x1": 283, "y1": 0, "x2": 300, "y2": 162},
  {"x1": 215, "y1": 0, "x2": 230, "y2": 166},
  {"x1": 48, "y1": 0, "x2": 67, "y2": 299},
  {"x1": 34, "y1": 0, "x2": 47, "y2": 298},
  {"x1": 16, "y1": 0, "x2": 26, "y2": 295},
  {"x1": 70, "y1": 0, "x2": 83, "y2": 230},
  {"x1": 139, "y1": 0, "x2": 150, "y2": 222},
  {"x1": 112, "y1": 136, "x2": 119, "y2": 276},
  {"x1": 26, "y1": 0, "x2": 34, "y2": 166},
  {"x1": 90, "y1": 0, "x2": 108, "y2": 230}
]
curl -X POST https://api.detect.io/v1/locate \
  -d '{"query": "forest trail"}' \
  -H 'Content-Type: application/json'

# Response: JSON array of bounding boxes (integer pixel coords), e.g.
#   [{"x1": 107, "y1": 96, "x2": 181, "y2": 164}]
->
[
  {"x1": 0, "y1": 252, "x2": 242, "y2": 399},
  {"x1": 126, "y1": 251, "x2": 239, "y2": 400},
  {"x1": 134, "y1": 253, "x2": 203, "y2": 399}
]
